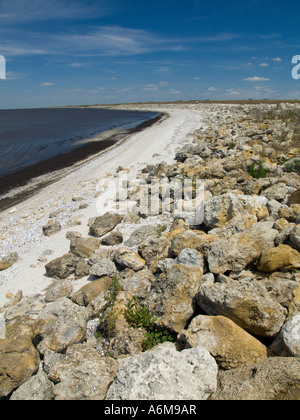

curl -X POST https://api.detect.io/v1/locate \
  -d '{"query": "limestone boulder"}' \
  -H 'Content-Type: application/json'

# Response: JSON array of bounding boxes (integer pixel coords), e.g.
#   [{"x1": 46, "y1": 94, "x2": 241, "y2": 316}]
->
[
  {"x1": 0, "y1": 252, "x2": 19, "y2": 271},
  {"x1": 71, "y1": 276, "x2": 111, "y2": 306},
  {"x1": 10, "y1": 369, "x2": 54, "y2": 400},
  {"x1": 147, "y1": 264, "x2": 203, "y2": 333},
  {"x1": 281, "y1": 314, "x2": 300, "y2": 357},
  {"x1": 138, "y1": 236, "x2": 170, "y2": 272},
  {"x1": 211, "y1": 357, "x2": 300, "y2": 400},
  {"x1": 106, "y1": 343, "x2": 218, "y2": 400},
  {"x1": 0, "y1": 317, "x2": 44, "y2": 398},
  {"x1": 257, "y1": 244, "x2": 300, "y2": 272},
  {"x1": 44, "y1": 342, "x2": 118, "y2": 400},
  {"x1": 88, "y1": 255, "x2": 117, "y2": 278},
  {"x1": 45, "y1": 253, "x2": 83, "y2": 280},
  {"x1": 89, "y1": 212, "x2": 123, "y2": 238},
  {"x1": 37, "y1": 297, "x2": 87, "y2": 354},
  {"x1": 178, "y1": 315, "x2": 267, "y2": 370},
  {"x1": 290, "y1": 224, "x2": 300, "y2": 251},
  {"x1": 114, "y1": 247, "x2": 146, "y2": 272},
  {"x1": 44, "y1": 280, "x2": 73, "y2": 303},
  {"x1": 197, "y1": 281, "x2": 287, "y2": 337},
  {"x1": 69, "y1": 237, "x2": 100, "y2": 258},
  {"x1": 207, "y1": 221, "x2": 278, "y2": 274}
]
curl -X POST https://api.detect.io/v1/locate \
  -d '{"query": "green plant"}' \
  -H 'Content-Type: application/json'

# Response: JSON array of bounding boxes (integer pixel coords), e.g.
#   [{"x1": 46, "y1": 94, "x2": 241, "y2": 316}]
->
[
  {"x1": 124, "y1": 297, "x2": 175, "y2": 350},
  {"x1": 97, "y1": 275, "x2": 122, "y2": 345},
  {"x1": 248, "y1": 161, "x2": 270, "y2": 179},
  {"x1": 125, "y1": 297, "x2": 157, "y2": 329},
  {"x1": 143, "y1": 328, "x2": 175, "y2": 351}
]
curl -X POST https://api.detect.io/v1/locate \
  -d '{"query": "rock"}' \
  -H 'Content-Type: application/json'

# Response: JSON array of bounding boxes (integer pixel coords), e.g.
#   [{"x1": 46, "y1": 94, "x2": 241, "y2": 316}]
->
[
  {"x1": 88, "y1": 255, "x2": 117, "y2": 278},
  {"x1": 207, "y1": 221, "x2": 278, "y2": 274},
  {"x1": 114, "y1": 247, "x2": 146, "y2": 272},
  {"x1": 178, "y1": 315, "x2": 267, "y2": 370},
  {"x1": 288, "y1": 189, "x2": 300, "y2": 205},
  {"x1": 147, "y1": 264, "x2": 203, "y2": 333},
  {"x1": 37, "y1": 297, "x2": 87, "y2": 354},
  {"x1": 262, "y1": 182, "x2": 289, "y2": 201},
  {"x1": 106, "y1": 343, "x2": 218, "y2": 401},
  {"x1": 71, "y1": 277, "x2": 111, "y2": 306},
  {"x1": 197, "y1": 281, "x2": 287, "y2": 337},
  {"x1": 169, "y1": 230, "x2": 211, "y2": 257},
  {"x1": 203, "y1": 193, "x2": 262, "y2": 231},
  {"x1": 281, "y1": 314, "x2": 300, "y2": 357},
  {"x1": 69, "y1": 237, "x2": 101, "y2": 258},
  {"x1": 4, "y1": 294, "x2": 46, "y2": 322},
  {"x1": 89, "y1": 212, "x2": 123, "y2": 238},
  {"x1": 278, "y1": 205, "x2": 300, "y2": 223},
  {"x1": 0, "y1": 317, "x2": 44, "y2": 398},
  {"x1": 290, "y1": 225, "x2": 300, "y2": 251},
  {"x1": 45, "y1": 253, "x2": 82, "y2": 280},
  {"x1": 176, "y1": 248, "x2": 204, "y2": 270},
  {"x1": 44, "y1": 280, "x2": 73, "y2": 303},
  {"x1": 0, "y1": 252, "x2": 19, "y2": 271},
  {"x1": 109, "y1": 327, "x2": 147, "y2": 358},
  {"x1": 119, "y1": 269, "x2": 153, "y2": 299},
  {"x1": 101, "y1": 231, "x2": 123, "y2": 246},
  {"x1": 125, "y1": 225, "x2": 161, "y2": 247},
  {"x1": 138, "y1": 236, "x2": 170, "y2": 272},
  {"x1": 257, "y1": 244, "x2": 300, "y2": 272},
  {"x1": 10, "y1": 369, "x2": 54, "y2": 400},
  {"x1": 211, "y1": 357, "x2": 300, "y2": 400},
  {"x1": 44, "y1": 342, "x2": 118, "y2": 400},
  {"x1": 4, "y1": 290, "x2": 23, "y2": 308},
  {"x1": 289, "y1": 285, "x2": 300, "y2": 318},
  {"x1": 42, "y1": 220, "x2": 61, "y2": 237}
]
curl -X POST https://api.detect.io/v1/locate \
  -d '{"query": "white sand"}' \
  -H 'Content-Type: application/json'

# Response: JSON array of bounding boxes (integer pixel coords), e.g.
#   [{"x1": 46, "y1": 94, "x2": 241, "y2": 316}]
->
[{"x1": 0, "y1": 104, "x2": 206, "y2": 307}]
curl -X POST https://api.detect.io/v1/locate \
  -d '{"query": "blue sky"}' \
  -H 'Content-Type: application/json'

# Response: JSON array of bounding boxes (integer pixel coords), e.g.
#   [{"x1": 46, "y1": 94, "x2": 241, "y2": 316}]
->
[{"x1": 0, "y1": 0, "x2": 300, "y2": 108}]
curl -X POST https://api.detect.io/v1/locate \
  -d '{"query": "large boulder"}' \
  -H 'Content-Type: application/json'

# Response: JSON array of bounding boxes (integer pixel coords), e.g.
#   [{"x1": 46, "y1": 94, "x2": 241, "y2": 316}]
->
[
  {"x1": 114, "y1": 247, "x2": 146, "y2": 272},
  {"x1": 178, "y1": 315, "x2": 268, "y2": 370},
  {"x1": 197, "y1": 281, "x2": 287, "y2": 337},
  {"x1": 0, "y1": 252, "x2": 19, "y2": 271},
  {"x1": 147, "y1": 264, "x2": 203, "y2": 333},
  {"x1": 71, "y1": 277, "x2": 111, "y2": 306},
  {"x1": 0, "y1": 317, "x2": 44, "y2": 398},
  {"x1": 207, "y1": 221, "x2": 278, "y2": 274},
  {"x1": 69, "y1": 237, "x2": 101, "y2": 258},
  {"x1": 45, "y1": 253, "x2": 88, "y2": 280},
  {"x1": 106, "y1": 343, "x2": 218, "y2": 400},
  {"x1": 37, "y1": 298, "x2": 87, "y2": 354},
  {"x1": 10, "y1": 369, "x2": 54, "y2": 401},
  {"x1": 44, "y1": 342, "x2": 118, "y2": 400},
  {"x1": 256, "y1": 244, "x2": 300, "y2": 272},
  {"x1": 211, "y1": 357, "x2": 300, "y2": 400},
  {"x1": 89, "y1": 213, "x2": 123, "y2": 238}
]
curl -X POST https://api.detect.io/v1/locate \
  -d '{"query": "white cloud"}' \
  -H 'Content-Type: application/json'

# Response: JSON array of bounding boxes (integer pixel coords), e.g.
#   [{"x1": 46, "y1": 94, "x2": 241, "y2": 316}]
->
[
  {"x1": 41, "y1": 82, "x2": 55, "y2": 86},
  {"x1": 243, "y1": 76, "x2": 270, "y2": 82},
  {"x1": 273, "y1": 57, "x2": 282, "y2": 62},
  {"x1": 259, "y1": 63, "x2": 269, "y2": 67},
  {"x1": 208, "y1": 86, "x2": 217, "y2": 91}
]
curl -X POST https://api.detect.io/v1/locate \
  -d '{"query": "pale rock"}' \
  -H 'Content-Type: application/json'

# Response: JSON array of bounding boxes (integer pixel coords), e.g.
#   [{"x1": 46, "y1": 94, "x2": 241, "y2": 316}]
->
[
  {"x1": 44, "y1": 280, "x2": 73, "y2": 303},
  {"x1": 37, "y1": 297, "x2": 87, "y2": 354},
  {"x1": 88, "y1": 255, "x2": 117, "y2": 278},
  {"x1": 10, "y1": 369, "x2": 54, "y2": 400},
  {"x1": 281, "y1": 314, "x2": 300, "y2": 357},
  {"x1": 0, "y1": 252, "x2": 19, "y2": 271},
  {"x1": 44, "y1": 342, "x2": 118, "y2": 400},
  {"x1": 178, "y1": 315, "x2": 267, "y2": 370},
  {"x1": 138, "y1": 236, "x2": 170, "y2": 272},
  {"x1": 262, "y1": 182, "x2": 289, "y2": 202},
  {"x1": 207, "y1": 221, "x2": 277, "y2": 274},
  {"x1": 42, "y1": 221, "x2": 61, "y2": 237},
  {"x1": 106, "y1": 343, "x2": 218, "y2": 401},
  {"x1": 114, "y1": 247, "x2": 146, "y2": 272},
  {"x1": 197, "y1": 281, "x2": 287, "y2": 337},
  {"x1": 5, "y1": 294, "x2": 46, "y2": 322}
]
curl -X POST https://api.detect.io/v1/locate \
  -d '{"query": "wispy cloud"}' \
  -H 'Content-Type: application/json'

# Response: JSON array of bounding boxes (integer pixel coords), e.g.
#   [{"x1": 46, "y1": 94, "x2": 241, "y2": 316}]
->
[{"x1": 243, "y1": 76, "x2": 270, "y2": 82}]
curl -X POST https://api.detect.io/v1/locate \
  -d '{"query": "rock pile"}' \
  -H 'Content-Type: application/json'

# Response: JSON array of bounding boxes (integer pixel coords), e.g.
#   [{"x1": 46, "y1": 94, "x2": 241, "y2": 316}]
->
[{"x1": 1, "y1": 103, "x2": 300, "y2": 400}]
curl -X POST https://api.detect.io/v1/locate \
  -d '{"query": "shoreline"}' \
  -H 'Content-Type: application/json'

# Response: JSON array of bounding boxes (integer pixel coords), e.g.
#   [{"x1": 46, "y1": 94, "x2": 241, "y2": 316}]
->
[{"x1": 0, "y1": 112, "x2": 164, "y2": 212}]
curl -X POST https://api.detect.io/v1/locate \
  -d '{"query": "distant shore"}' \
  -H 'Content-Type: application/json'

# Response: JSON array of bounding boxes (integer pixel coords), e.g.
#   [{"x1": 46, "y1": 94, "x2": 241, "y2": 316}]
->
[{"x1": 0, "y1": 112, "x2": 164, "y2": 212}]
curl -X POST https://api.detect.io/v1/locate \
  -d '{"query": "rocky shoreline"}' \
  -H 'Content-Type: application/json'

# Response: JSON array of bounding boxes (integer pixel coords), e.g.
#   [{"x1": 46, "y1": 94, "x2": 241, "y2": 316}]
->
[{"x1": 0, "y1": 102, "x2": 300, "y2": 400}]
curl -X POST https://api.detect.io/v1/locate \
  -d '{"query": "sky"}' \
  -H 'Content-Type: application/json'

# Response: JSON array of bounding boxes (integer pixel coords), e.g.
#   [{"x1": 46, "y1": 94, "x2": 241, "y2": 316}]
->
[{"x1": 0, "y1": 0, "x2": 300, "y2": 108}]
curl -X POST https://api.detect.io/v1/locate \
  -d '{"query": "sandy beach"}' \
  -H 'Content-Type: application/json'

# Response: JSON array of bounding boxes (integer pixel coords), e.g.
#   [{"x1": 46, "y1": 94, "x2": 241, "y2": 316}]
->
[{"x1": 0, "y1": 104, "x2": 205, "y2": 306}]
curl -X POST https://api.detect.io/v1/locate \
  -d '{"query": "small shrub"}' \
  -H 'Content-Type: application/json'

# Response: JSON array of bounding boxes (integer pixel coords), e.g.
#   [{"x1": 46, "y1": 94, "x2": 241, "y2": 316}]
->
[{"x1": 248, "y1": 161, "x2": 270, "y2": 179}]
